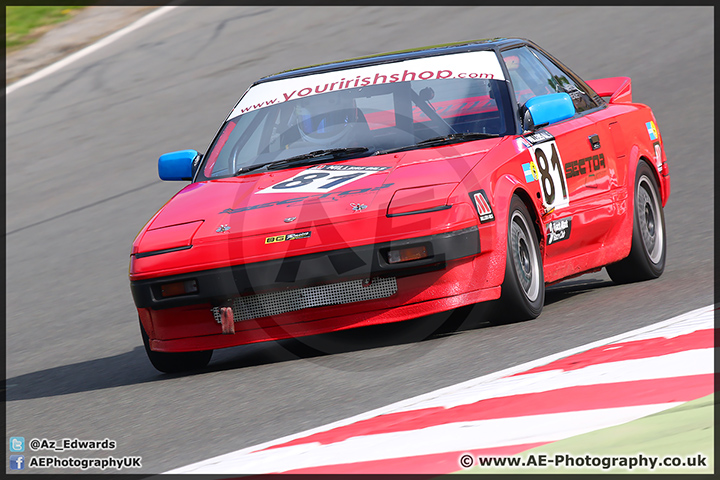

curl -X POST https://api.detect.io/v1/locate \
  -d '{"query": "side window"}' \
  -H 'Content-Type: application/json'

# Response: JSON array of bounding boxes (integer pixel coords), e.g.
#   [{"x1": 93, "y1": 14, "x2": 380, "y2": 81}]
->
[
  {"x1": 529, "y1": 48, "x2": 599, "y2": 113},
  {"x1": 501, "y1": 46, "x2": 557, "y2": 106}
]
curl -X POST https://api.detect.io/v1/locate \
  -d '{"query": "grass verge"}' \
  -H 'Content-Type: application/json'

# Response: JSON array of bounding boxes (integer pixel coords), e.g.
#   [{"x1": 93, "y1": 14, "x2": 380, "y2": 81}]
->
[
  {"x1": 452, "y1": 393, "x2": 714, "y2": 475},
  {"x1": 6, "y1": 5, "x2": 90, "y2": 53}
]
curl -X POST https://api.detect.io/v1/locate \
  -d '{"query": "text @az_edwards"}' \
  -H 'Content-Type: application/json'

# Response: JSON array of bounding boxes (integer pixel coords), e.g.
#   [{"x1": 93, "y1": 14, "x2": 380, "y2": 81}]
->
[{"x1": 28, "y1": 437, "x2": 116, "y2": 452}]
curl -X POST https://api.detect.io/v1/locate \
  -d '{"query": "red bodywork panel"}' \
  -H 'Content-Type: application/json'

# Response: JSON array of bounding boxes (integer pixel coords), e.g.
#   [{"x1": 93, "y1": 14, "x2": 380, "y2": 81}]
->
[
  {"x1": 586, "y1": 77, "x2": 632, "y2": 104},
  {"x1": 131, "y1": 74, "x2": 669, "y2": 353}
]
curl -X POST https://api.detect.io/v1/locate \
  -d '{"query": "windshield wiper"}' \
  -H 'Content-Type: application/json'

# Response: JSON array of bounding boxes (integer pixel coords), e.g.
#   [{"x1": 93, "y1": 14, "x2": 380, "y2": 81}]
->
[
  {"x1": 236, "y1": 147, "x2": 369, "y2": 175},
  {"x1": 375, "y1": 132, "x2": 500, "y2": 156},
  {"x1": 416, "y1": 132, "x2": 500, "y2": 146}
]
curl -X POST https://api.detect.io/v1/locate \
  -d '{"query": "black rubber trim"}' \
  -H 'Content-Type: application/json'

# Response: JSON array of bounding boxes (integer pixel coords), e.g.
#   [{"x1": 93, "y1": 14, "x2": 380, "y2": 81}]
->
[
  {"x1": 130, "y1": 226, "x2": 480, "y2": 310},
  {"x1": 386, "y1": 205, "x2": 452, "y2": 218},
  {"x1": 135, "y1": 245, "x2": 192, "y2": 259}
]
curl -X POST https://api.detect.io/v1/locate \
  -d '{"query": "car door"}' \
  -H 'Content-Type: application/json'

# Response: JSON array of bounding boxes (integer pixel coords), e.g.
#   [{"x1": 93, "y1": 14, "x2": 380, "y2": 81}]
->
[
  {"x1": 529, "y1": 46, "x2": 619, "y2": 194},
  {"x1": 501, "y1": 46, "x2": 619, "y2": 268}
]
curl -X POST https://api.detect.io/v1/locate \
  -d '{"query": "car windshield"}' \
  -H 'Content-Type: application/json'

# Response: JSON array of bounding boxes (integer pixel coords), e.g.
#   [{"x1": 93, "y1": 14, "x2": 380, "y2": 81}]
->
[{"x1": 198, "y1": 50, "x2": 515, "y2": 179}]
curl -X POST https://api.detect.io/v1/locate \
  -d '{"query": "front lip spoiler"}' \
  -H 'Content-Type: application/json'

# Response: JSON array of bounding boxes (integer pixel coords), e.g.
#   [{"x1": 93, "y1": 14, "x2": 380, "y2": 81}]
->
[{"x1": 130, "y1": 226, "x2": 480, "y2": 310}]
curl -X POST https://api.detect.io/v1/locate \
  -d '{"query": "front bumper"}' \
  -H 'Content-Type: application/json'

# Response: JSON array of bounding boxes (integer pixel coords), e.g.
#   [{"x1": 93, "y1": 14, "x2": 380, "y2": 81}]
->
[{"x1": 130, "y1": 226, "x2": 481, "y2": 311}]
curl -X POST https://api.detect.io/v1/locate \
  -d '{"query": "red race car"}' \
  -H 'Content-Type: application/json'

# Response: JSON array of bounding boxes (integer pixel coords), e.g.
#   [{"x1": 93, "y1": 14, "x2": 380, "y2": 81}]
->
[{"x1": 130, "y1": 38, "x2": 669, "y2": 373}]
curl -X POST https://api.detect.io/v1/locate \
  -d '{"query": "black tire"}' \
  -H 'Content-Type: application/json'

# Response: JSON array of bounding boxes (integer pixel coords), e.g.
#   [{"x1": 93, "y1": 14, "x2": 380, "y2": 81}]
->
[
  {"x1": 606, "y1": 161, "x2": 666, "y2": 284},
  {"x1": 140, "y1": 319, "x2": 213, "y2": 373},
  {"x1": 491, "y1": 196, "x2": 545, "y2": 324}
]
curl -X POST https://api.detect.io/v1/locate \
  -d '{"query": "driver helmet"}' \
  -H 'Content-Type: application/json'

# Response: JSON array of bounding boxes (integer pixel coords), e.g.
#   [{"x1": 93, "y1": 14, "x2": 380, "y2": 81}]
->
[{"x1": 293, "y1": 91, "x2": 359, "y2": 145}]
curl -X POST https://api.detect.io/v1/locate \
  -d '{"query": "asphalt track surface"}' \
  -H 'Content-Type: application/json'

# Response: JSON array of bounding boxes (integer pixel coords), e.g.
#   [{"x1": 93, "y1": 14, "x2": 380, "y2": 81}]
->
[{"x1": 5, "y1": 6, "x2": 713, "y2": 474}]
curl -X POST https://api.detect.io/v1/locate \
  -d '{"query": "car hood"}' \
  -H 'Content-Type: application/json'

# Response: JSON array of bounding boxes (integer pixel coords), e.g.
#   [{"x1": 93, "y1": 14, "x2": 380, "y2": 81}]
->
[{"x1": 140, "y1": 139, "x2": 502, "y2": 248}]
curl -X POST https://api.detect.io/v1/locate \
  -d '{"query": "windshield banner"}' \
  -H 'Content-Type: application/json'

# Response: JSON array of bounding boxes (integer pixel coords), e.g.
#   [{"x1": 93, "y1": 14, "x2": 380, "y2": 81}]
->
[{"x1": 229, "y1": 51, "x2": 505, "y2": 120}]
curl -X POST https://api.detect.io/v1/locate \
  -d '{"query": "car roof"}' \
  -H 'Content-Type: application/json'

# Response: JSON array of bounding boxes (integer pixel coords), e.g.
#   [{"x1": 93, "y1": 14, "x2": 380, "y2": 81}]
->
[{"x1": 257, "y1": 37, "x2": 528, "y2": 84}]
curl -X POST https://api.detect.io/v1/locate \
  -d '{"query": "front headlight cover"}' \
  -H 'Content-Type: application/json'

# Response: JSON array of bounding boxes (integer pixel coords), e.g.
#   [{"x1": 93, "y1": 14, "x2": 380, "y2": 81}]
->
[
  {"x1": 133, "y1": 221, "x2": 204, "y2": 257},
  {"x1": 386, "y1": 183, "x2": 457, "y2": 217}
]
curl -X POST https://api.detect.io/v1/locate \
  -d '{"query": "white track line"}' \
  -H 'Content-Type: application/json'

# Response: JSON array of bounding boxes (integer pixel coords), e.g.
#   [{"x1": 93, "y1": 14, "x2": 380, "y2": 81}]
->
[
  {"x1": 163, "y1": 304, "x2": 714, "y2": 474},
  {"x1": 6, "y1": 5, "x2": 178, "y2": 96}
]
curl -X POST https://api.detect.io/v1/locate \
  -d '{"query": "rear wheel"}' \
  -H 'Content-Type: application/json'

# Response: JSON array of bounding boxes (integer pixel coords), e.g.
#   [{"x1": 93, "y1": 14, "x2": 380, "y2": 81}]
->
[
  {"x1": 140, "y1": 319, "x2": 213, "y2": 373},
  {"x1": 491, "y1": 196, "x2": 545, "y2": 324},
  {"x1": 606, "y1": 161, "x2": 666, "y2": 284}
]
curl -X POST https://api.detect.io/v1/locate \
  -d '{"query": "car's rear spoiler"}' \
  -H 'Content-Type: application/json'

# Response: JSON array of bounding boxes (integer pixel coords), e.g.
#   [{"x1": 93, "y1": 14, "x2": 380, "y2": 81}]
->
[{"x1": 585, "y1": 76, "x2": 632, "y2": 104}]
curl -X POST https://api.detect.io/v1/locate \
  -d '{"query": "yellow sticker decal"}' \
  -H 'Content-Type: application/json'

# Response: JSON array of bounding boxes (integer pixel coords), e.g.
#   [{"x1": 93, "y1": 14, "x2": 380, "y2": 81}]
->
[
  {"x1": 529, "y1": 161, "x2": 540, "y2": 181},
  {"x1": 265, "y1": 231, "x2": 311, "y2": 244},
  {"x1": 265, "y1": 235, "x2": 286, "y2": 244}
]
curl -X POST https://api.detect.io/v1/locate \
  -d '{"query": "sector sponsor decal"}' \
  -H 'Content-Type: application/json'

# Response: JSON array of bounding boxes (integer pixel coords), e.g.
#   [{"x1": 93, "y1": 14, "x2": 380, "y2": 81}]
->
[
  {"x1": 470, "y1": 189, "x2": 495, "y2": 223},
  {"x1": 646, "y1": 121, "x2": 658, "y2": 141},
  {"x1": 547, "y1": 216, "x2": 572, "y2": 245},
  {"x1": 219, "y1": 184, "x2": 394, "y2": 215},
  {"x1": 522, "y1": 161, "x2": 539, "y2": 183},
  {"x1": 564, "y1": 153, "x2": 606, "y2": 179},
  {"x1": 229, "y1": 51, "x2": 506, "y2": 118},
  {"x1": 265, "y1": 231, "x2": 311, "y2": 244},
  {"x1": 523, "y1": 130, "x2": 554, "y2": 145}
]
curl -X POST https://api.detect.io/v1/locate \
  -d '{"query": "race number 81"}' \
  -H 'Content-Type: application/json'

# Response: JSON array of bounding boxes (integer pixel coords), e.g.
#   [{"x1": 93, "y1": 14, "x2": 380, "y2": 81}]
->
[
  {"x1": 531, "y1": 140, "x2": 569, "y2": 211},
  {"x1": 257, "y1": 168, "x2": 375, "y2": 194}
]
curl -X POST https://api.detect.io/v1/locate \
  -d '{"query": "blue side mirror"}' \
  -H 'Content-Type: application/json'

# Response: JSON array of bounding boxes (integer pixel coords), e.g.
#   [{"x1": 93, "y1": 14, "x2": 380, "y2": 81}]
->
[
  {"x1": 523, "y1": 92, "x2": 575, "y2": 130},
  {"x1": 158, "y1": 149, "x2": 199, "y2": 181}
]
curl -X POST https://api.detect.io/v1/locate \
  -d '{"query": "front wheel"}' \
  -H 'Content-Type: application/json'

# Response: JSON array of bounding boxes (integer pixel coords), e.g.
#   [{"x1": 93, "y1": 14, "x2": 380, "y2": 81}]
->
[
  {"x1": 606, "y1": 161, "x2": 666, "y2": 284},
  {"x1": 491, "y1": 196, "x2": 545, "y2": 324},
  {"x1": 140, "y1": 319, "x2": 213, "y2": 373}
]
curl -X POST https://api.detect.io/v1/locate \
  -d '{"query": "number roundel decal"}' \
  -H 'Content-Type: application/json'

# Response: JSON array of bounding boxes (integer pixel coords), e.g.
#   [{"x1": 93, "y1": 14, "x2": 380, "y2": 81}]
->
[
  {"x1": 273, "y1": 172, "x2": 336, "y2": 190},
  {"x1": 257, "y1": 166, "x2": 386, "y2": 194},
  {"x1": 530, "y1": 140, "x2": 569, "y2": 211}
]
